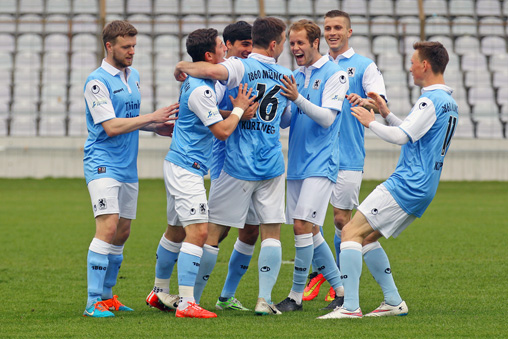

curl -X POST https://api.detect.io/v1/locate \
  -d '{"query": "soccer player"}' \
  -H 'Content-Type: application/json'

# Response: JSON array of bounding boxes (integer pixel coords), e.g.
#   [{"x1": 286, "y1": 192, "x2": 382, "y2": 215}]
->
[
  {"x1": 304, "y1": 10, "x2": 388, "y2": 302},
  {"x1": 174, "y1": 16, "x2": 293, "y2": 315},
  {"x1": 319, "y1": 41, "x2": 458, "y2": 319},
  {"x1": 193, "y1": 21, "x2": 259, "y2": 312},
  {"x1": 146, "y1": 28, "x2": 254, "y2": 319},
  {"x1": 273, "y1": 19, "x2": 349, "y2": 313},
  {"x1": 83, "y1": 20, "x2": 178, "y2": 318}
]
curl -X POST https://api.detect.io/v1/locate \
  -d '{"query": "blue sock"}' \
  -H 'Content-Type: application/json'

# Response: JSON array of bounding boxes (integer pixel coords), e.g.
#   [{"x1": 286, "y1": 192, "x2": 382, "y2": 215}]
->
[
  {"x1": 87, "y1": 250, "x2": 109, "y2": 307},
  {"x1": 292, "y1": 234, "x2": 313, "y2": 294},
  {"x1": 194, "y1": 245, "x2": 218, "y2": 304},
  {"x1": 313, "y1": 232, "x2": 342, "y2": 289},
  {"x1": 363, "y1": 242, "x2": 402, "y2": 306},
  {"x1": 102, "y1": 248, "x2": 123, "y2": 300},
  {"x1": 258, "y1": 239, "x2": 281, "y2": 304},
  {"x1": 177, "y1": 242, "x2": 203, "y2": 291},
  {"x1": 333, "y1": 228, "x2": 342, "y2": 269},
  {"x1": 221, "y1": 239, "x2": 254, "y2": 299},
  {"x1": 340, "y1": 241, "x2": 363, "y2": 311},
  {"x1": 153, "y1": 235, "x2": 180, "y2": 293}
]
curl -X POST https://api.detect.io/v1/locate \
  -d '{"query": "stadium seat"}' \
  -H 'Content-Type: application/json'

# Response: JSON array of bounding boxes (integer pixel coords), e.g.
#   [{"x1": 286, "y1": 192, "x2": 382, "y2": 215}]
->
[
  {"x1": 153, "y1": 0, "x2": 179, "y2": 14},
  {"x1": 153, "y1": 15, "x2": 179, "y2": 36},
  {"x1": 135, "y1": 34, "x2": 153, "y2": 55},
  {"x1": 234, "y1": 0, "x2": 259, "y2": 15},
  {"x1": 423, "y1": 0, "x2": 448, "y2": 16},
  {"x1": 127, "y1": 0, "x2": 152, "y2": 14},
  {"x1": 377, "y1": 52, "x2": 404, "y2": 71},
  {"x1": 349, "y1": 16, "x2": 370, "y2": 36},
  {"x1": 476, "y1": 0, "x2": 502, "y2": 17},
  {"x1": 342, "y1": 0, "x2": 367, "y2": 15},
  {"x1": 73, "y1": 0, "x2": 100, "y2": 14},
  {"x1": 497, "y1": 86, "x2": 508, "y2": 107},
  {"x1": 394, "y1": 0, "x2": 419, "y2": 16},
  {"x1": 348, "y1": 35, "x2": 371, "y2": 57},
  {"x1": 154, "y1": 35, "x2": 180, "y2": 54},
  {"x1": 45, "y1": 14, "x2": 70, "y2": 33},
  {"x1": 209, "y1": 0, "x2": 233, "y2": 15},
  {"x1": 480, "y1": 36, "x2": 507, "y2": 56},
  {"x1": 46, "y1": 0, "x2": 71, "y2": 14},
  {"x1": 382, "y1": 70, "x2": 409, "y2": 88},
  {"x1": 42, "y1": 51, "x2": 69, "y2": 71},
  {"x1": 427, "y1": 35, "x2": 453, "y2": 54},
  {"x1": 155, "y1": 83, "x2": 182, "y2": 106},
  {"x1": 398, "y1": 16, "x2": 420, "y2": 36},
  {"x1": 464, "y1": 70, "x2": 492, "y2": 88},
  {"x1": 71, "y1": 33, "x2": 98, "y2": 52},
  {"x1": 39, "y1": 101, "x2": 67, "y2": 136},
  {"x1": 0, "y1": 52, "x2": 13, "y2": 71},
  {"x1": 386, "y1": 85, "x2": 412, "y2": 117},
  {"x1": 42, "y1": 68, "x2": 68, "y2": 85},
  {"x1": 504, "y1": 0, "x2": 508, "y2": 16},
  {"x1": 181, "y1": 15, "x2": 206, "y2": 35},
  {"x1": 45, "y1": 33, "x2": 70, "y2": 52},
  {"x1": 454, "y1": 36, "x2": 480, "y2": 55},
  {"x1": 19, "y1": 0, "x2": 44, "y2": 13},
  {"x1": 449, "y1": 0, "x2": 475, "y2": 16},
  {"x1": 134, "y1": 51, "x2": 153, "y2": 71},
  {"x1": 493, "y1": 70, "x2": 508, "y2": 89},
  {"x1": 0, "y1": 0, "x2": 16, "y2": 14},
  {"x1": 17, "y1": 14, "x2": 44, "y2": 33},
  {"x1": 370, "y1": 16, "x2": 397, "y2": 37},
  {"x1": 368, "y1": 0, "x2": 395, "y2": 17},
  {"x1": 478, "y1": 17, "x2": 505, "y2": 37},
  {"x1": 71, "y1": 14, "x2": 98, "y2": 34},
  {"x1": 315, "y1": 0, "x2": 340, "y2": 16},
  {"x1": 210, "y1": 15, "x2": 233, "y2": 34},
  {"x1": 372, "y1": 35, "x2": 398, "y2": 55},
  {"x1": 451, "y1": 16, "x2": 477, "y2": 37},
  {"x1": 468, "y1": 86, "x2": 496, "y2": 106},
  {"x1": 127, "y1": 14, "x2": 152, "y2": 35},
  {"x1": 9, "y1": 102, "x2": 38, "y2": 136},
  {"x1": 105, "y1": 0, "x2": 125, "y2": 15},
  {"x1": 0, "y1": 14, "x2": 16, "y2": 33},
  {"x1": 425, "y1": 16, "x2": 450, "y2": 38},
  {"x1": 0, "y1": 33, "x2": 15, "y2": 52},
  {"x1": 288, "y1": 0, "x2": 313, "y2": 16},
  {"x1": 14, "y1": 51, "x2": 41, "y2": 72},
  {"x1": 461, "y1": 54, "x2": 488, "y2": 72}
]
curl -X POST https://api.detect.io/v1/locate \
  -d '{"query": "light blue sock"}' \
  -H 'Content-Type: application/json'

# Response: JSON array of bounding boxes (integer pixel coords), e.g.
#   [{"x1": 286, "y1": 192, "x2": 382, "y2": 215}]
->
[
  {"x1": 292, "y1": 233, "x2": 313, "y2": 294},
  {"x1": 333, "y1": 228, "x2": 342, "y2": 269},
  {"x1": 258, "y1": 238, "x2": 282, "y2": 304},
  {"x1": 340, "y1": 241, "x2": 363, "y2": 311},
  {"x1": 194, "y1": 244, "x2": 218, "y2": 304},
  {"x1": 221, "y1": 239, "x2": 254, "y2": 299},
  {"x1": 153, "y1": 235, "x2": 181, "y2": 294},
  {"x1": 87, "y1": 250, "x2": 109, "y2": 307},
  {"x1": 102, "y1": 246, "x2": 123, "y2": 300},
  {"x1": 177, "y1": 243, "x2": 203, "y2": 288},
  {"x1": 363, "y1": 242, "x2": 402, "y2": 306},
  {"x1": 313, "y1": 232, "x2": 342, "y2": 289}
]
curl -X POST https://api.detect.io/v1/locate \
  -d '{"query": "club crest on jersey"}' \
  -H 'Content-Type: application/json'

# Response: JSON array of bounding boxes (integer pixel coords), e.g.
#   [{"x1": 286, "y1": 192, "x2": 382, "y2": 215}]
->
[
  {"x1": 419, "y1": 101, "x2": 428, "y2": 110},
  {"x1": 91, "y1": 84, "x2": 100, "y2": 94},
  {"x1": 313, "y1": 79, "x2": 321, "y2": 89},
  {"x1": 204, "y1": 89, "x2": 213, "y2": 98},
  {"x1": 347, "y1": 67, "x2": 355, "y2": 77},
  {"x1": 339, "y1": 74, "x2": 347, "y2": 84},
  {"x1": 371, "y1": 208, "x2": 379, "y2": 215}
]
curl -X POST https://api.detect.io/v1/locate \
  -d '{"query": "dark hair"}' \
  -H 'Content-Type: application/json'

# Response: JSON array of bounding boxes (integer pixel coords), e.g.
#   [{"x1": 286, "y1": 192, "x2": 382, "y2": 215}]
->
[
  {"x1": 102, "y1": 20, "x2": 137, "y2": 50},
  {"x1": 223, "y1": 21, "x2": 252, "y2": 45},
  {"x1": 289, "y1": 19, "x2": 321, "y2": 49},
  {"x1": 252, "y1": 17, "x2": 286, "y2": 49},
  {"x1": 186, "y1": 28, "x2": 219, "y2": 62},
  {"x1": 413, "y1": 41, "x2": 449, "y2": 74},
  {"x1": 324, "y1": 10, "x2": 351, "y2": 29}
]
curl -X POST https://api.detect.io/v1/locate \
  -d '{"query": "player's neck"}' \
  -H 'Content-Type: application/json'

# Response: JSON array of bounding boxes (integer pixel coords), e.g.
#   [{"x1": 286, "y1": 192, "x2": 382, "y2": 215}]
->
[{"x1": 421, "y1": 74, "x2": 445, "y2": 88}]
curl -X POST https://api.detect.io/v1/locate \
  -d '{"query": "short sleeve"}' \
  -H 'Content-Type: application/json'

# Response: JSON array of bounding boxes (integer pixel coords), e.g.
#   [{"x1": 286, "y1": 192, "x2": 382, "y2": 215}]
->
[
  {"x1": 84, "y1": 79, "x2": 116, "y2": 124},
  {"x1": 188, "y1": 85, "x2": 223, "y2": 126}
]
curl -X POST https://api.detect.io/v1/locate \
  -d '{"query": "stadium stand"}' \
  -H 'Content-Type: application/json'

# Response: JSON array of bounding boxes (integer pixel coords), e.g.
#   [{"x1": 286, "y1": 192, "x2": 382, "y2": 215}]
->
[{"x1": 0, "y1": 0, "x2": 506, "y2": 138}]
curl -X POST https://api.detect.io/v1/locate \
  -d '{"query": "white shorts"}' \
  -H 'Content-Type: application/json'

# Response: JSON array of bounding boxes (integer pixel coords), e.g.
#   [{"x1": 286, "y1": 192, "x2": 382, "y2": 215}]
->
[
  {"x1": 164, "y1": 160, "x2": 208, "y2": 227},
  {"x1": 211, "y1": 175, "x2": 260, "y2": 225},
  {"x1": 330, "y1": 170, "x2": 363, "y2": 210},
  {"x1": 87, "y1": 177, "x2": 138, "y2": 219},
  {"x1": 286, "y1": 177, "x2": 334, "y2": 227},
  {"x1": 357, "y1": 184, "x2": 416, "y2": 239},
  {"x1": 208, "y1": 171, "x2": 285, "y2": 228}
]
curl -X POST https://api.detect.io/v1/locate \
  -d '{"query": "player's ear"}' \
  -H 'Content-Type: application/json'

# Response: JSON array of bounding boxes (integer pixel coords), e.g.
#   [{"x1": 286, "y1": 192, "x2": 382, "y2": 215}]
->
[{"x1": 204, "y1": 51, "x2": 213, "y2": 62}]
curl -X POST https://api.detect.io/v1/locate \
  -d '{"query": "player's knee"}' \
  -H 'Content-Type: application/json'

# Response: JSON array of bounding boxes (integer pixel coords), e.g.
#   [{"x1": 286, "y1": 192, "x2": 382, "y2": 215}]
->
[{"x1": 334, "y1": 214, "x2": 349, "y2": 230}]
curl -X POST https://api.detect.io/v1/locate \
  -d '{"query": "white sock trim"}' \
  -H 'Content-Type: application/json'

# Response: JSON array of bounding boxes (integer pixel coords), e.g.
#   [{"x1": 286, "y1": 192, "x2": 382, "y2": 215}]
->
[
  {"x1": 295, "y1": 233, "x2": 313, "y2": 247},
  {"x1": 179, "y1": 285, "x2": 194, "y2": 299},
  {"x1": 234, "y1": 238, "x2": 255, "y2": 256},
  {"x1": 362, "y1": 241, "x2": 382, "y2": 255},
  {"x1": 154, "y1": 278, "x2": 170, "y2": 293},
  {"x1": 203, "y1": 244, "x2": 219, "y2": 255},
  {"x1": 340, "y1": 241, "x2": 362, "y2": 252},
  {"x1": 89, "y1": 238, "x2": 110, "y2": 255},
  {"x1": 260, "y1": 238, "x2": 281, "y2": 248},
  {"x1": 109, "y1": 244, "x2": 124, "y2": 255},
  {"x1": 180, "y1": 242, "x2": 203, "y2": 258},
  {"x1": 160, "y1": 234, "x2": 182, "y2": 253},
  {"x1": 335, "y1": 227, "x2": 342, "y2": 238},
  {"x1": 312, "y1": 232, "x2": 325, "y2": 248}
]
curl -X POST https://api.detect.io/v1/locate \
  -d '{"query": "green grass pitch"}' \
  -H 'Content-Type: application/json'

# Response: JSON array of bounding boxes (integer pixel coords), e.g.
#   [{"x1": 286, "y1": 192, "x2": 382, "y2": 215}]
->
[{"x1": 0, "y1": 178, "x2": 507, "y2": 338}]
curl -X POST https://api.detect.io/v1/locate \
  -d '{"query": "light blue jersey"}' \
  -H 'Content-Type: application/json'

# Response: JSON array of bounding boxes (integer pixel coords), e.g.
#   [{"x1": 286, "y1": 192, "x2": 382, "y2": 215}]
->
[
  {"x1": 209, "y1": 86, "x2": 237, "y2": 180},
  {"x1": 166, "y1": 76, "x2": 223, "y2": 177},
  {"x1": 287, "y1": 57, "x2": 348, "y2": 182},
  {"x1": 220, "y1": 54, "x2": 293, "y2": 180},
  {"x1": 83, "y1": 61, "x2": 141, "y2": 184},
  {"x1": 330, "y1": 49, "x2": 387, "y2": 171},
  {"x1": 383, "y1": 85, "x2": 458, "y2": 217}
]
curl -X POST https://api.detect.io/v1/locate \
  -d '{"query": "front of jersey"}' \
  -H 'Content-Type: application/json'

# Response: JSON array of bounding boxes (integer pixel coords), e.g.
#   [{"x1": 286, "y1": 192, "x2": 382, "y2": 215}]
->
[
  {"x1": 383, "y1": 85, "x2": 458, "y2": 217},
  {"x1": 166, "y1": 76, "x2": 223, "y2": 177},
  {"x1": 287, "y1": 57, "x2": 348, "y2": 182},
  {"x1": 220, "y1": 54, "x2": 293, "y2": 181},
  {"x1": 83, "y1": 61, "x2": 141, "y2": 184},
  {"x1": 331, "y1": 49, "x2": 387, "y2": 171}
]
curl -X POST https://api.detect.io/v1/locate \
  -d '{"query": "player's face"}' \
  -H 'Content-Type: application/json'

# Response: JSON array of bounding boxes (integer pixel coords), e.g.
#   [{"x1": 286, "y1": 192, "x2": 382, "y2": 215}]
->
[
  {"x1": 323, "y1": 16, "x2": 352, "y2": 55},
  {"x1": 109, "y1": 35, "x2": 136, "y2": 70},
  {"x1": 410, "y1": 50, "x2": 424, "y2": 87},
  {"x1": 210, "y1": 37, "x2": 227, "y2": 64},
  {"x1": 273, "y1": 31, "x2": 286, "y2": 61},
  {"x1": 289, "y1": 29, "x2": 320, "y2": 67},
  {"x1": 227, "y1": 39, "x2": 252, "y2": 59}
]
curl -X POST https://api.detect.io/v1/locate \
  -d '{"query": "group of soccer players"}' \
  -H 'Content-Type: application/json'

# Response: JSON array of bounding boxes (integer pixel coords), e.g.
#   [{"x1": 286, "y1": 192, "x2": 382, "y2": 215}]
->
[{"x1": 82, "y1": 9, "x2": 458, "y2": 320}]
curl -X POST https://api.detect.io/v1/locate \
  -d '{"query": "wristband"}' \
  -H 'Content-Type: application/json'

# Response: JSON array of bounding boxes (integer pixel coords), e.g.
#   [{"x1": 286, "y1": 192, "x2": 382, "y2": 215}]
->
[{"x1": 231, "y1": 107, "x2": 244, "y2": 120}]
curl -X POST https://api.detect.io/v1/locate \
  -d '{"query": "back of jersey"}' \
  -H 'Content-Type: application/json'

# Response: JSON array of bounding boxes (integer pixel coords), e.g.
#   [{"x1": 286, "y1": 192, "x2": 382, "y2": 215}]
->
[{"x1": 223, "y1": 57, "x2": 293, "y2": 181}]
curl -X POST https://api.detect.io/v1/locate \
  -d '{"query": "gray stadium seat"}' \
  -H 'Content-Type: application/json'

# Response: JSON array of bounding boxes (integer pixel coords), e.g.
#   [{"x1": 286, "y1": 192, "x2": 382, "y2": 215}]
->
[
  {"x1": 45, "y1": 33, "x2": 70, "y2": 52},
  {"x1": 153, "y1": 15, "x2": 179, "y2": 36},
  {"x1": 349, "y1": 16, "x2": 369, "y2": 36},
  {"x1": 342, "y1": 0, "x2": 367, "y2": 16},
  {"x1": 370, "y1": 16, "x2": 397, "y2": 37},
  {"x1": 234, "y1": 0, "x2": 259, "y2": 15},
  {"x1": 46, "y1": 0, "x2": 71, "y2": 14},
  {"x1": 73, "y1": 0, "x2": 100, "y2": 15},
  {"x1": 45, "y1": 14, "x2": 71, "y2": 33},
  {"x1": 372, "y1": 35, "x2": 398, "y2": 55},
  {"x1": 423, "y1": 0, "x2": 448, "y2": 16},
  {"x1": 478, "y1": 17, "x2": 505, "y2": 37},
  {"x1": 480, "y1": 36, "x2": 507, "y2": 56},
  {"x1": 315, "y1": 0, "x2": 340, "y2": 16},
  {"x1": 398, "y1": 16, "x2": 420, "y2": 36},
  {"x1": 451, "y1": 16, "x2": 477, "y2": 37},
  {"x1": 71, "y1": 14, "x2": 98, "y2": 34},
  {"x1": 153, "y1": 0, "x2": 179, "y2": 14},
  {"x1": 127, "y1": 0, "x2": 152, "y2": 14},
  {"x1": 377, "y1": 52, "x2": 404, "y2": 71},
  {"x1": 17, "y1": 14, "x2": 44, "y2": 33},
  {"x1": 368, "y1": 0, "x2": 395, "y2": 17},
  {"x1": 0, "y1": 33, "x2": 15, "y2": 52},
  {"x1": 497, "y1": 86, "x2": 508, "y2": 107},
  {"x1": 449, "y1": 0, "x2": 475, "y2": 16},
  {"x1": 0, "y1": 14, "x2": 16, "y2": 33},
  {"x1": 476, "y1": 0, "x2": 502, "y2": 17},
  {"x1": 71, "y1": 33, "x2": 98, "y2": 52},
  {"x1": 348, "y1": 35, "x2": 372, "y2": 57},
  {"x1": 464, "y1": 70, "x2": 491, "y2": 88},
  {"x1": 425, "y1": 16, "x2": 450, "y2": 38},
  {"x1": 19, "y1": 0, "x2": 44, "y2": 13},
  {"x1": 461, "y1": 54, "x2": 488, "y2": 72},
  {"x1": 127, "y1": 14, "x2": 152, "y2": 35},
  {"x1": 454, "y1": 35, "x2": 480, "y2": 55},
  {"x1": 493, "y1": 70, "x2": 508, "y2": 89},
  {"x1": 105, "y1": 0, "x2": 125, "y2": 15},
  {"x1": 288, "y1": 0, "x2": 313, "y2": 16},
  {"x1": 181, "y1": 14, "x2": 206, "y2": 35},
  {"x1": 0, "y1": 0, "x2": 16, "y2": 14},
  {"x1": 209, "y1": 0, "x2": 233, "y2": 15},
  {"x1": 394, "y1": 0, "x2": 419, "y2": 16}
]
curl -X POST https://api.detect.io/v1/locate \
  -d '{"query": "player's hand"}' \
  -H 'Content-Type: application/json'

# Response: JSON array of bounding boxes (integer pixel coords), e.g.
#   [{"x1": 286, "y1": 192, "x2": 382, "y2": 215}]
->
[
  {"x1": 241, "y1": 101, "x2": 259, "y2": 120},
  {"x1": 174, "y1": 62, "x2": 188, "y2": 82},
  {"x1": 366, "y1": 92, "x2": 390, "y2": 118},
  {"x1": 351, "y1": 105, "x2": 376, "y2": 128},
  {"x1": 155, "y1": 121, "x2": 176, "y2": 137},
  {"x1": 280, "y1": 75, "x2": 299, "y2": 101},
  {"x1": 229, "y1": 83, "x2": 256, "y2": 113},
  {"x1": 152, "y1": 102, "x2": 179, "y2": 123}
]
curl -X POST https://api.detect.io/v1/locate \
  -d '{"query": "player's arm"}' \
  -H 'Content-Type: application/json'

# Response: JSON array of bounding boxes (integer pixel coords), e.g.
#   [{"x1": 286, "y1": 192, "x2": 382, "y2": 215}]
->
[
  {"x1": 174, "y1": 61, "x2": 229, "y2": 82},
  {"x1": 350, "y1": 105, "x2": 409, "y2": 145},
  {"x1": 280, "y1": 75, "x2": 338, "y2": 129},
  {"x1": 85, "y1": 80, "x2": 177, "y2": 137},
  {"x1": 352, "y1": 61, "x2": 388, "y2": 113},
  {"x1": 280, "y1": 105, "x2": 292, "y2": 129}
]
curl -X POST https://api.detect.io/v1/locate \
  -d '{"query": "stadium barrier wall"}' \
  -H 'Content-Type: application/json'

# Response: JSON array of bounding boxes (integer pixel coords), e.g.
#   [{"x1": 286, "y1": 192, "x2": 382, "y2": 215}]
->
[{"x1": 0, "y1": 136, "x2": 507, "y2": 181}]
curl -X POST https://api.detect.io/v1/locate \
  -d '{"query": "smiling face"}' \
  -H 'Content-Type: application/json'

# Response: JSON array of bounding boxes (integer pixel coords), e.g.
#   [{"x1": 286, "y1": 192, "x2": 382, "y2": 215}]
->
[
  {"x1": 289, "y1": 28, "x2": 320, "y2": 67},
  {"x1": 227, "y1": 39, "x2": 253, "y2": 59},
  {"x1": 107, "y1": 35, "x2": 136, "y2": 70},
  {"x1": 323, "y1": 15, "x2": 352, "y2": 58}
]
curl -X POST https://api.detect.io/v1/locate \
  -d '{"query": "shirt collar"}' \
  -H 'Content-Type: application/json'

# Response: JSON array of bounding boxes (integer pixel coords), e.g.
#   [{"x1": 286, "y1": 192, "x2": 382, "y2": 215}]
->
[
  {"x1": 248, "y1": 52, "x2": 277, "y2": 64},
  {"x1": 101, "y1": 59, "x2": 131, "y2": 79},
  {"x1": 297, "y1": 55, "x2": 329, "y2": 73},
  {"x1": 328, "y1": 47, "x2": 355, "y2": 62},
  {"x1": 422, "y1": 84, "x2": 453, "y2": 94}
]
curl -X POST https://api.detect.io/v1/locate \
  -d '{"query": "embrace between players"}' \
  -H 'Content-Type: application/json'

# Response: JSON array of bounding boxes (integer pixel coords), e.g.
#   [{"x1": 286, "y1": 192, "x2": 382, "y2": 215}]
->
[{"x1": 82, "y1": 11, "x2": 458, "y2": 320}]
